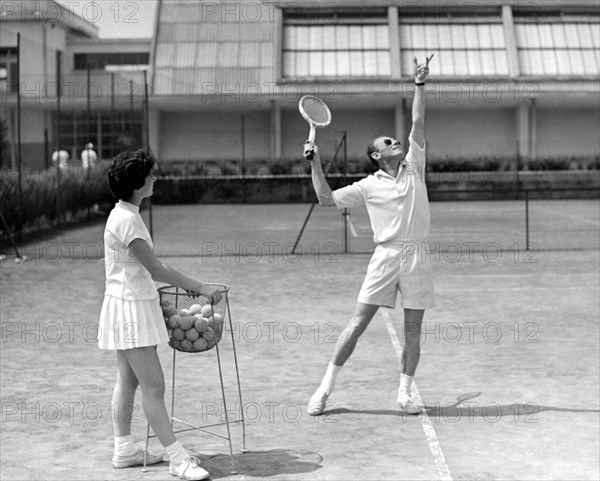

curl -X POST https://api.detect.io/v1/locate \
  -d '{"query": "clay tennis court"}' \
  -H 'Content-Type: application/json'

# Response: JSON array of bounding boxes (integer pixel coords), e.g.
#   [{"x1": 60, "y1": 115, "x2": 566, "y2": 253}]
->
[{"x1": 1, "y1": 200, "x2": 598, "y2": 480}]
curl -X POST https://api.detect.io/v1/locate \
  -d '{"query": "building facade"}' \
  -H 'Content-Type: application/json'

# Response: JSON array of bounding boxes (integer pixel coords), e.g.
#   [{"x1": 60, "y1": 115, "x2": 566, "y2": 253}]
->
[{"x1": 1, "y1": 0, "x2": 599, "y2": 171}]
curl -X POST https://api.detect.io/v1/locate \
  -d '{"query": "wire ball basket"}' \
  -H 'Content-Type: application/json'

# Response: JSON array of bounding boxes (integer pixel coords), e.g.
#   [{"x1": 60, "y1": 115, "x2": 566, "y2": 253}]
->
[{"x1": 158, "y1": 284, "x2": 229, "y2": 353}]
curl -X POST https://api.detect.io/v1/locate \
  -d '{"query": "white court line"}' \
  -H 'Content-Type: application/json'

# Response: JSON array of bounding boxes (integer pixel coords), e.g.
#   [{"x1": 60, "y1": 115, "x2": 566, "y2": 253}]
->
[
  {"x1": 381, "y1": 308, "x2": 453, "y2": 481},
  {"x1": 348, "y1": 216, "x2": 359, "y2": 237},
  {"x1": 347, "y1": 216, "x2": 371, "y2": 238}
]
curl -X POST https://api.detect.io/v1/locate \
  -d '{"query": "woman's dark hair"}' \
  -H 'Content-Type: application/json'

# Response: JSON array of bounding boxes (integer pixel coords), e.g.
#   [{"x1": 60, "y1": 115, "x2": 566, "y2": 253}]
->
[{"x1": 107, "y1": 149, "x2": 156, "y2": 201}]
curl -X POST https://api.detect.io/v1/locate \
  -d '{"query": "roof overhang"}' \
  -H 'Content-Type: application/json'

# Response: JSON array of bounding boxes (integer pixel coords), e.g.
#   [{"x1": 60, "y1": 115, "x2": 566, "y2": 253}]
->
[{"x1": 0, "y1": 0, "x2": 99, "y2": 38}]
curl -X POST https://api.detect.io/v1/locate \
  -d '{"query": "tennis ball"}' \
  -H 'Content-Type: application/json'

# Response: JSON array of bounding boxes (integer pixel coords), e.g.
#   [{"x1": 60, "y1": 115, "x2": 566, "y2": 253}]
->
[
  {"x1": 185, "y1": 328, "x2": 200, "y2": 341},
  {"x1": 167, "y1": 315, "x2": 180, "y2": 329},
  {"x1": 207, "y1": 318, "x2": 220, "y2": 334},
  {"x1": 169, "y1": 339, "x2": 181, "y2": 349},
  {"x1": 194, "y1": 317, "x2": 209, "y2": 333},
  {"x1": 200, "y1": 305, "x2": 213, "y2": 318},
  {"x1": 178, "y1": 316, "x2": 196, "y2": 331},
  {"x1": 188, "y1": 304, "x2": 203, "y2": 315},
  {"x1": 179, "y1": 309, "x2": 191, "y2": 316},
  {"x1": 203, "y1": 327, "x2": 215, "y2": 341},
  {"x1": 163, "y1": 306, "x2": 178, "y2": 318},
  {"x1": 213, "y1": 313, "x2": 223, "y2": 323},
  {"x1": 172, "y1": 328, "x2": 186, "y2": 341},
  {"x1": 180, "y1": 339, "x2": 193, "y2": 352},
  {"x1": 193, "y1": 338, "x2": 207, "y2": 351}
]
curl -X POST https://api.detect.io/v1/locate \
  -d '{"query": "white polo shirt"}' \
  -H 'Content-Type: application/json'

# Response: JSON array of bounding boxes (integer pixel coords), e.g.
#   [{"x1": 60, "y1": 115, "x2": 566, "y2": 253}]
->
[
  {"x1": 103, "y1": 200, "x2": 157, "y2": 300},
  {"x1": 81, "y1": 149, "x2": 97, "y2": 169},
  {"x1": 332, "y1": 135, "x2": 430, "y2": 244}
]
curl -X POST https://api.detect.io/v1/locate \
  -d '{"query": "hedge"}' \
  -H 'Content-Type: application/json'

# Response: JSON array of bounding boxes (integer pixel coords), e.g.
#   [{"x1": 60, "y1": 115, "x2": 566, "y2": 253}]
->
[
  {"x1": 0, "y1": 164, "x2": 114, "y2": 237},
  {"x1": 154, "y1": 155, "x2": 599, "y2": 177}
]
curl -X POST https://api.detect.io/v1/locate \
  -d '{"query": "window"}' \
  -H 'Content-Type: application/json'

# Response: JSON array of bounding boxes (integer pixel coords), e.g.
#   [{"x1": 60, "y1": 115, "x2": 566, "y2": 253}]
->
[
  {"x1": 74, "y1": 52, "x2": 150, "y2": 70},
  {"x1": 0, "y1": 48, "x2": 18, "y2": 91},
  {"x1": 282, "y1": 9, "x2": 391, "y2": 78},
  {"x1": 399, "y1": 8, "x2": 508, "y2": 76},
  {"x1": 514, "y1": 12, "x2": 600, "y2": 76},
  {"x1": 52, "y1": 110, "x2": 143, "y2": 160}
]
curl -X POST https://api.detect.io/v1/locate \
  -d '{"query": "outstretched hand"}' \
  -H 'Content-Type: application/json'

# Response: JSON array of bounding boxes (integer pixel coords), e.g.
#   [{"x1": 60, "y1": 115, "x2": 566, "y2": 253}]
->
[{"x1": 414, "y1": 54, "x2": 434, "y2": 82}]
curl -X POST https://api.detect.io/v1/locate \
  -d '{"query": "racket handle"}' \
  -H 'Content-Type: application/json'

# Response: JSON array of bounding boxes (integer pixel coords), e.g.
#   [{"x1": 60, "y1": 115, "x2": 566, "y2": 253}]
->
[
  {"x1": 304, "y1": 139, "x2": 314, "y2": 160},
  {"x1": 305, "y1": 123, "x2": 316, "y2": 160}
]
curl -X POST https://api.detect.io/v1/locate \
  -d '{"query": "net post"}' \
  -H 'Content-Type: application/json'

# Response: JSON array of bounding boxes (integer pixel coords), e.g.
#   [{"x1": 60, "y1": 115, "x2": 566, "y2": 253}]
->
[
  {"x1": 342, "y1": 209, "x2": 349, "y2": 254},
  {"x1": 0, "y1": 209, "x2": 23, "y2": 260},
  {"x1": 343, "y1": 131, "x2": 348, "y2": 253},
  {"x1": 292, "y1": 131, "x2": 345, "y2": 254},
  {"x1": 86, "y1": 62, "x2": 92, "y2": 221},
  {"x1": 144, "y1": 70, "x2": 154, "y2": 238},
  {"x1": 525, "y1": 189, "x2": 530, "y2": 251}
]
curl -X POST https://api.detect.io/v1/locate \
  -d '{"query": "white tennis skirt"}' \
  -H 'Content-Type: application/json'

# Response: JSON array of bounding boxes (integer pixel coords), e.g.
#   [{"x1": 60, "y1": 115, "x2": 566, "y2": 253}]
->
[{"x1": 98, "y1": 294, "x2": 169, "y2": 350}]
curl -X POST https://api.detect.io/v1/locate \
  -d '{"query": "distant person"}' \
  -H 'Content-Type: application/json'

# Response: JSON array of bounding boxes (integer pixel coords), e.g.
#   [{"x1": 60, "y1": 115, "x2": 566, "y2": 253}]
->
[
  {"x1": 51, "y1": 149, "x2": 69, "y2": 170},
  {"x1": 81, "y1": 142, "x2": 98, "y2": 170}
]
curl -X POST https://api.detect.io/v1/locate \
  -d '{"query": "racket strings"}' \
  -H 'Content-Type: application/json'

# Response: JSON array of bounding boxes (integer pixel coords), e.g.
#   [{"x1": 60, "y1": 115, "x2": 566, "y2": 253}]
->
[{"x1": 301, "y1": 99, "x2": 330, "y2": 124}]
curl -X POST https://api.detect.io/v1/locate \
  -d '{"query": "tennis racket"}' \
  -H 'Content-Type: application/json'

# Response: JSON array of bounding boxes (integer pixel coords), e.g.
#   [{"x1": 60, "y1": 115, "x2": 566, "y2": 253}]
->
[{"x1": 299, "y1": 95, "x2": 332, "y2": 160}]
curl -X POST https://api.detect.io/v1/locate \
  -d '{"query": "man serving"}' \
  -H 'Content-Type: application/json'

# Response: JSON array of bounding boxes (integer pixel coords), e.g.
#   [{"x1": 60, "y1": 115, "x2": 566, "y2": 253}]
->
[{"x1": 305, "y1": 54, "x2": 435, "y2": 415}]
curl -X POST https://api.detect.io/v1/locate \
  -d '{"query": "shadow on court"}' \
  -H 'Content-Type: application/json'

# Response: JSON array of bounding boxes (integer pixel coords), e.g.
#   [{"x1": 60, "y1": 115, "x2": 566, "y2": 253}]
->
[
  {"x1": 199, "y1": 449, "x2": 323, "y2": 479},
  {"x1": 325, "y1": 389, "x2": 600, "y2": 421},
  {"x1": 423, "y1": 401, "x2": 600, "y2": 419}
]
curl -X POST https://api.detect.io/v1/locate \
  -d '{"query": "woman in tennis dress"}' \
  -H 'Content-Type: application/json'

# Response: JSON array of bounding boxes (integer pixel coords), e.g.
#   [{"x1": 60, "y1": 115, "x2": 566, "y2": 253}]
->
[{"x1": 98, "y1": 149, "x2": 221, "y2": 480}]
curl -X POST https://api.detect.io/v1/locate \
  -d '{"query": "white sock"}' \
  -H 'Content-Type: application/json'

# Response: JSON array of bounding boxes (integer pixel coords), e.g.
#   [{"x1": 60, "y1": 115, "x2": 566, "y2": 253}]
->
[
  {"x1": 320, "y1": 362, "x2": 342, "y2": 393},
  {"x1": 114, "y1": 435, "x2": 137, "y2": 456},
  {"x1": 164, "y1": 440, "x2": 190, "y2": 466},
  {"x1": 399, "y1": 373, "x2": 413, "y2": 395}
]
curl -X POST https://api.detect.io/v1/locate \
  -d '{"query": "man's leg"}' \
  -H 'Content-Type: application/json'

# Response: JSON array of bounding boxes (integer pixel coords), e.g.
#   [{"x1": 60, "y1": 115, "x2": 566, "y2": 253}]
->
[
  {"x1": 308, "y1": 302, "x2": 379, "y2": 415},
  {"x1": 398, "y1": 308, "x2": 425, "y2": 414},
  {"x1": 331, "y1": 302, "x2": 380, "y2": 365},
  {"x1": 401, "y1": 308, "x2": 425, "y2": 375}
]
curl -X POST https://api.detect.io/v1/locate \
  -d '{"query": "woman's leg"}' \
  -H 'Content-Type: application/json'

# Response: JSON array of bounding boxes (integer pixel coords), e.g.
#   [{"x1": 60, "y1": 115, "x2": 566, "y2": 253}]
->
[
  {"x1": 121, "y1": 346, "x2": 176, "y2": 447},
  {"x1": 112, "y1": 350, "x2": 140, "y2": 437}
]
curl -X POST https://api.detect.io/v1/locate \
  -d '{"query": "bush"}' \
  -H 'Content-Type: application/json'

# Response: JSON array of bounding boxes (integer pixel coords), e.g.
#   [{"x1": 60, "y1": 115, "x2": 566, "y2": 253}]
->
[
  {"x1": 0, "y1": 115, "x2": 10, "y2": 170},
  {"x1": 520, "y1": 155, "x2": 600, "y2": 171},
  {"x1": 428, "y1": 156, "x2": 515, "y2": 172},
  {"x1": 0, "y1": 163, "x2": 114, "y2": 237},
  {"x1": 428, "y1": 155, "x2": 599, "y2": 172}
]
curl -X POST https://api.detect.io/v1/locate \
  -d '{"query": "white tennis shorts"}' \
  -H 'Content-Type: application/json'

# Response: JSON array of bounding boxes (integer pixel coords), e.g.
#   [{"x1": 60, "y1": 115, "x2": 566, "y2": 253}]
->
[{"x1": 357, "y1": 241, "x2": 435, "y2": 309}]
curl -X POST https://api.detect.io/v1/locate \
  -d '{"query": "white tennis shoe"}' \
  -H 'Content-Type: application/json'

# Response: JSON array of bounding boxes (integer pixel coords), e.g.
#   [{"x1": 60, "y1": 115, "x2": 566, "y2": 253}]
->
[
  {"x1": 112, "y1": 447, "x2": 164, "y2": 468},
  {"x1": 307, "y1": 389, "x2": 331, "y2": 416},
  {"x1": 169, "y1": 456, "x2": 210, "y2": 480},
  {"x1": 397, "y1": 392, "x2": 423, "y2": 415}
]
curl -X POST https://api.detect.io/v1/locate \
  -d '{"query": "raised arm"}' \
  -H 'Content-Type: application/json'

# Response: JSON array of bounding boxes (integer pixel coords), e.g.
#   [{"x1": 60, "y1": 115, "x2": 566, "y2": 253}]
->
[
  {"x1": 304, "y1": 142, "x2": 336, "y2": 206},
  {"x1": 410, "y1": 54, "x2": 434, "y2": 149}
]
